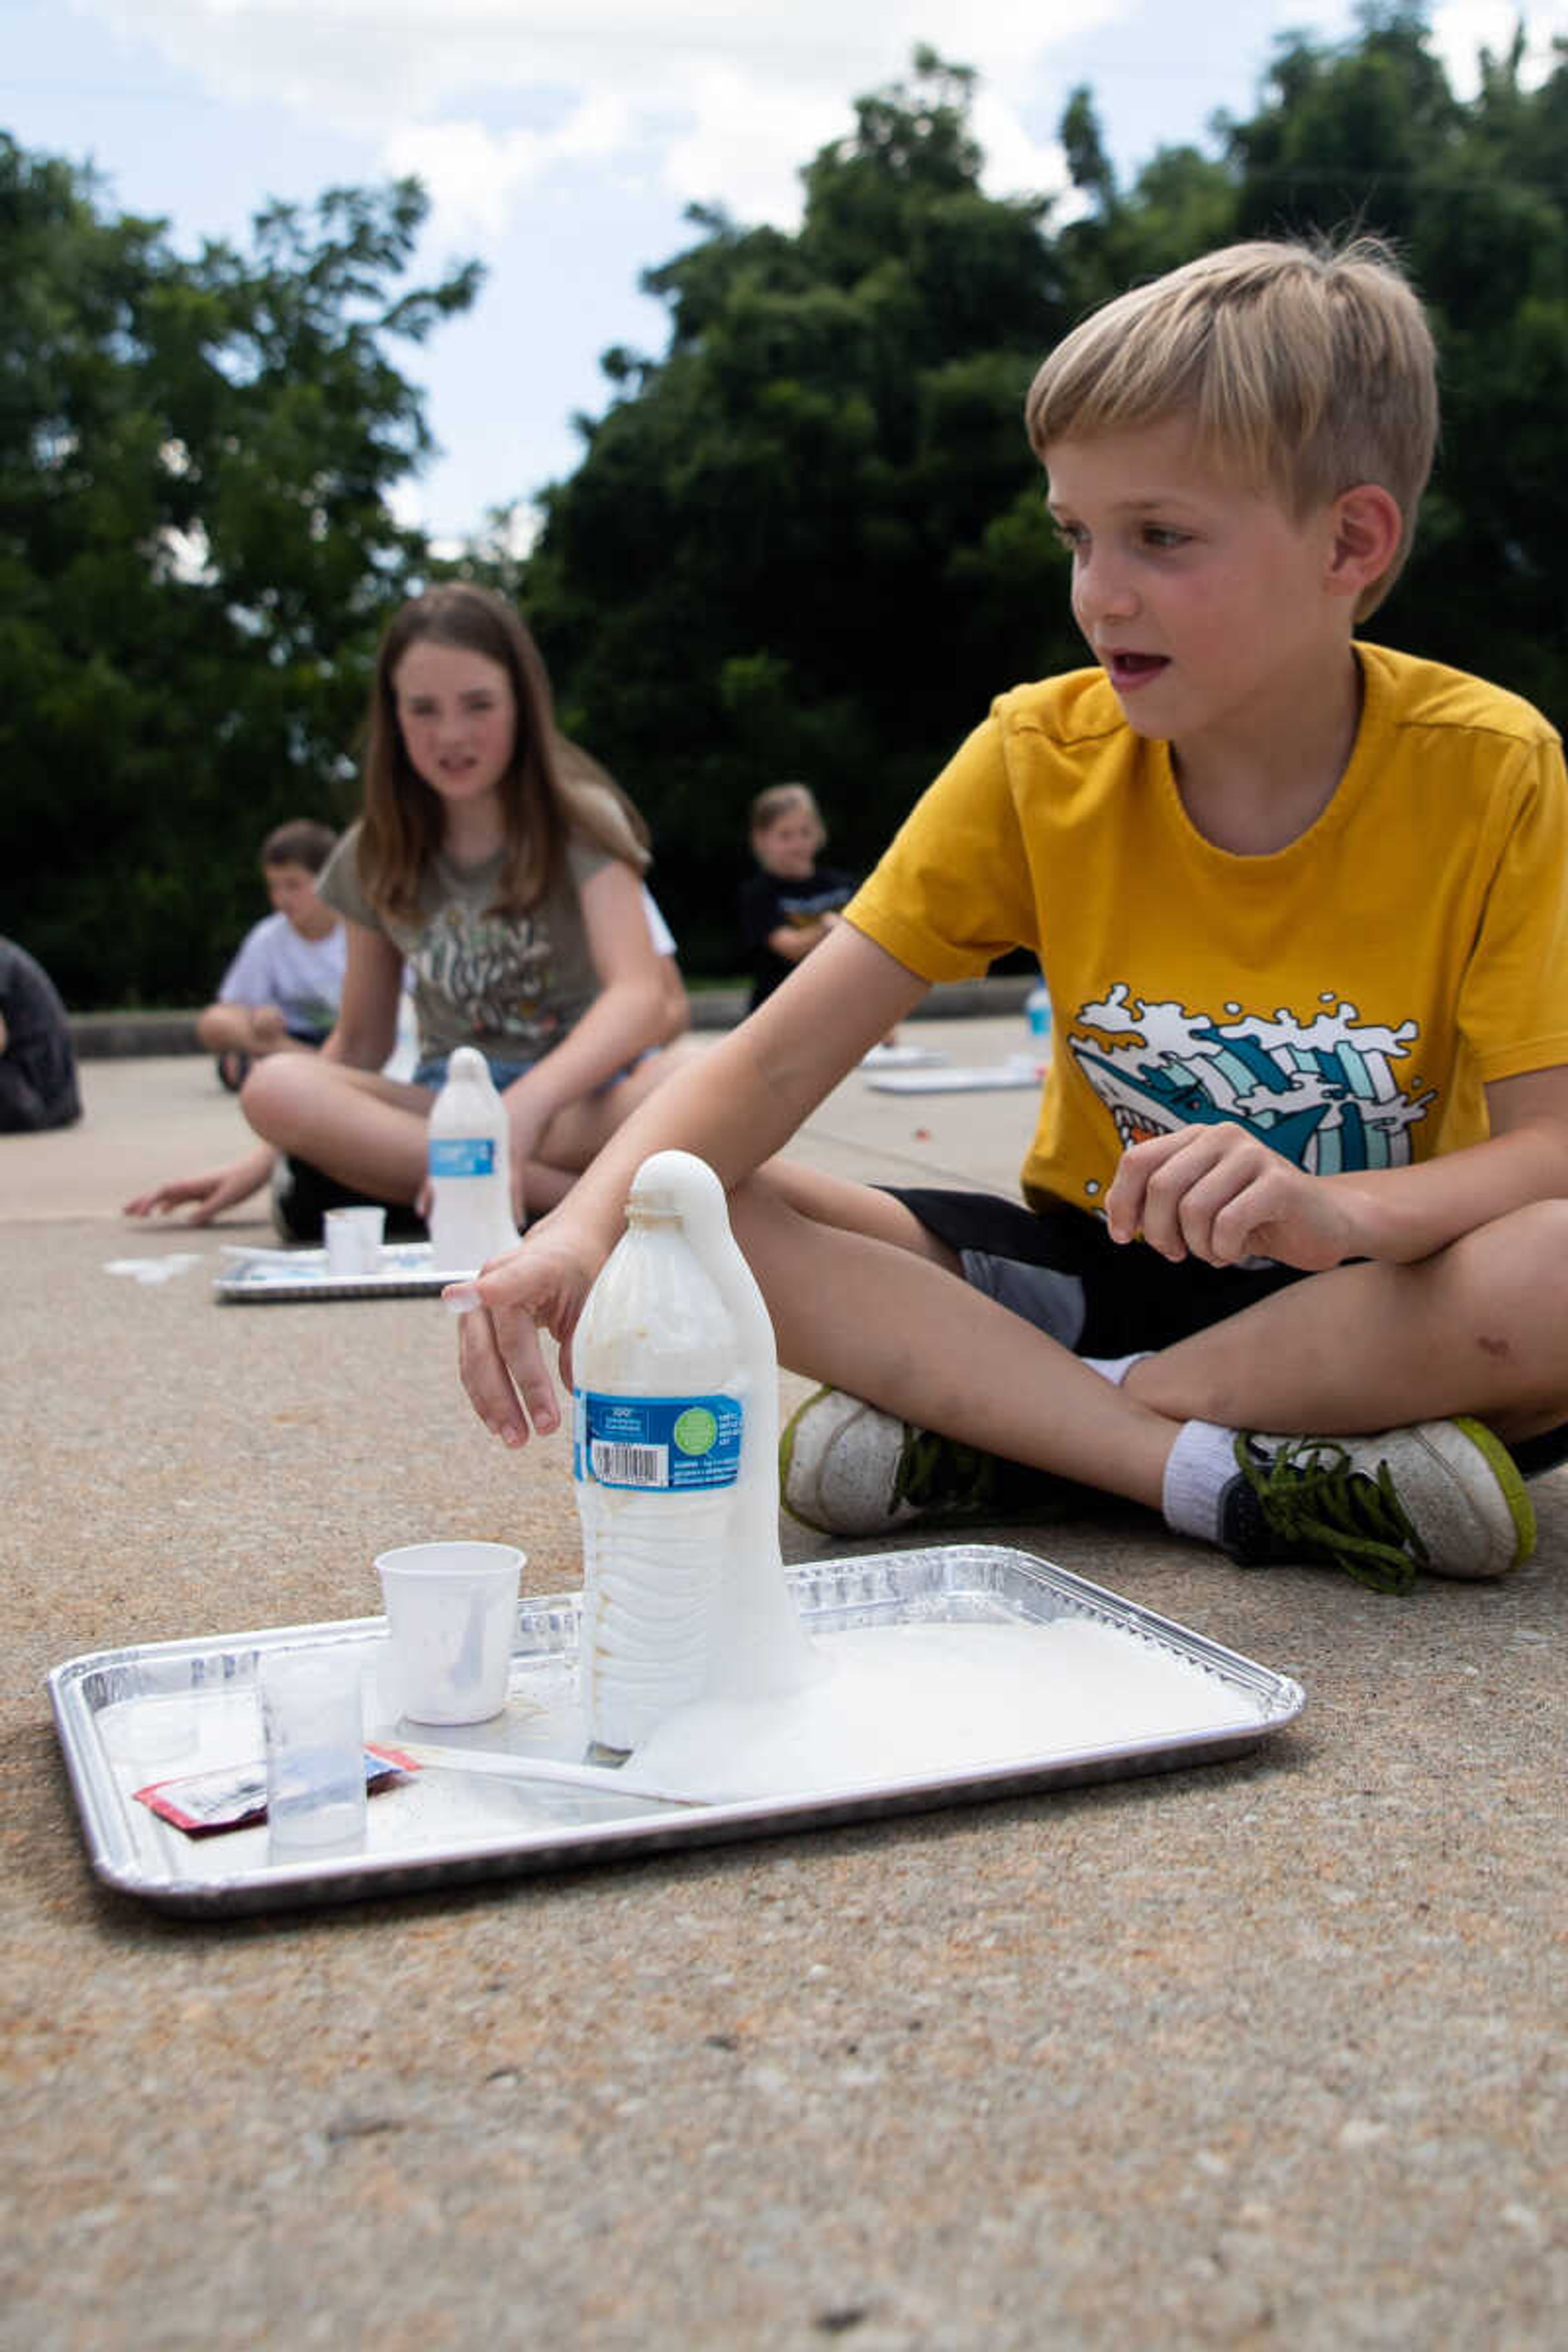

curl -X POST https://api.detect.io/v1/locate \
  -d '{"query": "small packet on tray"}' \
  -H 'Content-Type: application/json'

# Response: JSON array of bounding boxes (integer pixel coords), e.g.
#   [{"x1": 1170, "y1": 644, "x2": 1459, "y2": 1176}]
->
[{"x1": 135, "y1": 1743, "x2": 419, "y2": 1838}]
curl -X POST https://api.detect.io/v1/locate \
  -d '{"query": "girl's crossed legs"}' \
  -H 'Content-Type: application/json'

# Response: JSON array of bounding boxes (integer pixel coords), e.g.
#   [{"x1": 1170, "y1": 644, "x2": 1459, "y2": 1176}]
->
[{"x1": 242, "y1": 1047, "x2": 682, "y2": 1222}]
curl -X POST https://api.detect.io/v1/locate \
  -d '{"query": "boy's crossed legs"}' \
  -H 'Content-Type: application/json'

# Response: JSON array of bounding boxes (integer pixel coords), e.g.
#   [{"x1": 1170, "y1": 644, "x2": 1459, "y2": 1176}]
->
[{"x1": 734, "y1": 1161, "x2": 1568, "y2": 1588}]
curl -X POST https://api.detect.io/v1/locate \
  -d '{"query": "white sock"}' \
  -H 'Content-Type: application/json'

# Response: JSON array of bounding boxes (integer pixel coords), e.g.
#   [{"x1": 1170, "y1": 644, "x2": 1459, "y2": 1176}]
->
[
  {"x1": 1162, "y1": 1419, "x2": 1243, "y2": 1543},
  {"x1": 1081, "y1": 1350, "x2": 1153, "y2": 1388}
]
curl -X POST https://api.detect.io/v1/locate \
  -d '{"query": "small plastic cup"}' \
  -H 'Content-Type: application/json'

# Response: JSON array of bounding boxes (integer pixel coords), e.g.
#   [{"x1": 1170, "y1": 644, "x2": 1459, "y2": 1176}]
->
[
  {"x1": 324, "y1": 1205, "x2": 386, "y2": 1276},
  {"x1": 258, "y1": 1649, "x2": 368, "y2": 1853},
  {"x1": 375, "y1": 1541, "x2": 525, "y2": 1725}
]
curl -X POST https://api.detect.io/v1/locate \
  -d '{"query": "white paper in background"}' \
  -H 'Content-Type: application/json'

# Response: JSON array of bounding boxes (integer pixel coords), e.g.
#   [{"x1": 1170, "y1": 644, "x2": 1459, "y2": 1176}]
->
[{"x1": 103, "y1": 1254, "x2": 204, "y2": 1285}]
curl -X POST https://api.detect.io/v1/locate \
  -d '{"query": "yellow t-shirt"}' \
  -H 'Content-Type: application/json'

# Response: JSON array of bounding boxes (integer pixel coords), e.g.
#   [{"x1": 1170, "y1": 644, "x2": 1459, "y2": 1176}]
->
[{"x1": 846, "y1": 643, "x2": 1568, "y2": 1216}]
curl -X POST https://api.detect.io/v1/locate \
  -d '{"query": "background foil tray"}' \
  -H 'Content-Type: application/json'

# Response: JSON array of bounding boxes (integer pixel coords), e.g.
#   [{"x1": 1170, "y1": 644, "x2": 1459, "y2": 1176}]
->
[
  {"x1": 47, "y1": 1545, "x2": 1305, "y2": 1917},
  {"x1": 215, "y1": 1241, "x2": 452, "y2": 1303}
]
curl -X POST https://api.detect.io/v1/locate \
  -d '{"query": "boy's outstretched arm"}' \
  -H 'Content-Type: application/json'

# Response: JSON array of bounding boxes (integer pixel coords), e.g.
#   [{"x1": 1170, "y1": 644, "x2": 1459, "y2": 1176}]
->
[
  {"x1": 454, "y1": 926, "x2": 929, "y2": 1444},
  {"x1": 1106, "y1": 1064, "x2": 1568, "y2": 1271}
]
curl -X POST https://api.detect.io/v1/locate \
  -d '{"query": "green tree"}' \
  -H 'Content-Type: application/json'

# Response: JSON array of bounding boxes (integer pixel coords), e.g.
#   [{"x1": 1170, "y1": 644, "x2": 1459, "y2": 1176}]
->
[
  {"x1": 1207, "y1": 6, "x2": 1568, "y2": 705},
  {"x1": 525, "y1": 14, "x2": 1568, "y2": 980},
  {"x1": 13, "y1": 11, "x2": 1568, "y2": 1005},
  {"x1": 0, "y1": 140, "x2": 480, "y2": 1006},
  {"x1": 521, "y1": 52, "x2": 1072, "y2": 975}
]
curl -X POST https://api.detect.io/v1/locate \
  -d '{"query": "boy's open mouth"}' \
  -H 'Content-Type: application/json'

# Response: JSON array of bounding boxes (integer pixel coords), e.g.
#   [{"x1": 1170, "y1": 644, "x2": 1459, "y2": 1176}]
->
[{"x1": 1103, "y1": 651, "x2": 1169, "y2": 688}]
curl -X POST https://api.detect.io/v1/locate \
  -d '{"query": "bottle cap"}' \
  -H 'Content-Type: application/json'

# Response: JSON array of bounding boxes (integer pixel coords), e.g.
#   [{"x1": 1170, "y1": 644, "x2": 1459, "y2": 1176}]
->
[
  {"x1": 627, "y1": 1149, "x2": 713, "y2": 1221},
  {"x1": 626, "y1": 1174, "x2": 682, "y2": 1219}
]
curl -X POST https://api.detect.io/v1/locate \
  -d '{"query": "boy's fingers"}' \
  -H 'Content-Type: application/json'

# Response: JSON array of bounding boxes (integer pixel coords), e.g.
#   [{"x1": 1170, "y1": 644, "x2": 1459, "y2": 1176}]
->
[
  {"x1": 456, "y1": 1307, "x2": 532, "y2": 1445},
  {"x1": 1137, "y1": 1127, "x2": 1264, "y2": 1260},
  {"x1": 1107, "y1": 1125, "x2": 1208, "y2": 1242},
  {"x1": 1126, "y1": 1135, "x2": 1209, "y2": 1257},
  {"x1": 455, "y1": 1280, "x2": 568, "y2": 1446},
  {"x1": 1103, "y1": 1160, "x2": 1149, "y2": 1242},
  {"x1": 493, "y1": 1301, "x2": 561, "y2": 1436}
]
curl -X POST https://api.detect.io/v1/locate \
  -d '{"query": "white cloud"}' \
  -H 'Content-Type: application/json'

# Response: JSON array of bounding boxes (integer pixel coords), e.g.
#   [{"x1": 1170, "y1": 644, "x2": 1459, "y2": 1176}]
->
[
  {"x1": 384, "y1": 94, "x2": 635, "y2": 240},
  {"x1": 660, "y1": 64, "x2": 847, "y2": 225},
  {"x1": 71, "y1": 0, "x2": 1110, "y2": 243},
  {"x1": 1430, "y1": 2, "x2": 1568, "y2": 93}
]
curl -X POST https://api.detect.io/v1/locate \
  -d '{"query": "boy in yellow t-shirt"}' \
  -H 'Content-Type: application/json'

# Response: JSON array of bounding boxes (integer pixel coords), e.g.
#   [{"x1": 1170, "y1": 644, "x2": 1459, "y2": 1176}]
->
[{"x1": 451, "y1": 236, "x2": 1568, "y2": 1594}]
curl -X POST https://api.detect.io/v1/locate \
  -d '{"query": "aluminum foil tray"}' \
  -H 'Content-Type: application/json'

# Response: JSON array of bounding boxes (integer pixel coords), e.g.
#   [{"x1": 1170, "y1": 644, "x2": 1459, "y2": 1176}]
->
[
  {"x1": 47, "y1": 1546, "x2": 1305, "y2": 1917},
  {"x1": 215, "y1": 1241, "x2": 450, "y2": 1303}
]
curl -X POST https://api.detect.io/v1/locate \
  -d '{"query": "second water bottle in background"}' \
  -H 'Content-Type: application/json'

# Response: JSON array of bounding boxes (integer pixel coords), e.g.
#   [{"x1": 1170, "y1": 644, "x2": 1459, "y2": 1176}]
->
[
  {"x1": 426, "y1": 1046, "x2": 519, "y2": 1274},
  {"x1": 1025, "y1": 971, "x2": 1052, "y2": 1075}
]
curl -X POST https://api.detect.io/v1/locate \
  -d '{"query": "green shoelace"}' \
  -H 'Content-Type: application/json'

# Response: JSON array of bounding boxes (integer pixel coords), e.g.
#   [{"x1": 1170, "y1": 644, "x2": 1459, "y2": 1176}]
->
[
  {"x1": 893, "y1": 1428, "x2": 1010, "y2": 1521},
  {"x1": 1233, "y1": 1434, "x2": 1427, "y2": 1596}
]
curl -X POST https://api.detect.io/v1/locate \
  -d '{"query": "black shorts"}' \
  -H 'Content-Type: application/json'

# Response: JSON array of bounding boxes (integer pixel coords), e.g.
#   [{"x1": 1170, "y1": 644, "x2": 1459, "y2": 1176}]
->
[
  {"x1": 888, "y1": 1187, "x2": 1304, "y2": 1355},
  {"x1": 886, "y1": 1187, "x2": 1568, "y2": 1479}
]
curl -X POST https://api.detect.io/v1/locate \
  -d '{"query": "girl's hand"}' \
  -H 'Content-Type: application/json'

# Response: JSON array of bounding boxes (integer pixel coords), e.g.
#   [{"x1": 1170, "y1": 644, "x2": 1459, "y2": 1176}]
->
[
  {"x1": 449, "y1": 1220, "x2": 599, "y2": 1447},
  {"x1": 1105, "y1": 1121, "x2": 1357, "y2": 1272},
  {"x1": 123, "y1": 1147, "x2": 274, "y2": 1226}
]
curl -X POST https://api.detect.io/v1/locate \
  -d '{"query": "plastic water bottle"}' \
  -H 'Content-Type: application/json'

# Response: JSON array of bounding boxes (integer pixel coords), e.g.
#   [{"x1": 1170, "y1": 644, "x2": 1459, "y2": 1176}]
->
[
  {"x1": 1025, "y1": 973, "x2": 1052, "y2": 1074},
  {"x1": 572, "y1": 1150, "x2": 817, "y2": 1755},
  {"x1": 1025, "y1": 974, "x2": 1052, "y2": 1048},
  {"x1": 426, "y1": 1047, "x2": 519, "y2": 1274}
]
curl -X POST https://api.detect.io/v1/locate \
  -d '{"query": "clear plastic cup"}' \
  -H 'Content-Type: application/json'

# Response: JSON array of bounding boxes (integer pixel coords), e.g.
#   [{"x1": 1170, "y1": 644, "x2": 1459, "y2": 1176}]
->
[
  {"x1": 258, "y1": 1649, "x2": 368, "y2": 1852},
  {"x1": 323, "y1": 1205, "x2": 386, "y2": 1275},
  {"x1": 375, "y1": 1541, "x2": 525, "y2": 1725}
]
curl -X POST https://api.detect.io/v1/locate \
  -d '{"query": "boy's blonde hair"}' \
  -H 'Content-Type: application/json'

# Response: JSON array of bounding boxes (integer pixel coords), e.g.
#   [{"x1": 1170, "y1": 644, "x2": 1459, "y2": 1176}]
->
[
  {"x1": 1025, "y1": 235, "x2": 1438, "y2": 619},
  {"x1": 750, "y1": 783, "x2": 824, "y2": 843}
]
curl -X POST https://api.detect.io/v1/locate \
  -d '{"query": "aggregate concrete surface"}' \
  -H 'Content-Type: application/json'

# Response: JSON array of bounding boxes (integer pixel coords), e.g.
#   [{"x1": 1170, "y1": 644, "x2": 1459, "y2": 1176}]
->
[{"x1": 2, "y1": 1024, "x2": 1564, "y2": 2349}]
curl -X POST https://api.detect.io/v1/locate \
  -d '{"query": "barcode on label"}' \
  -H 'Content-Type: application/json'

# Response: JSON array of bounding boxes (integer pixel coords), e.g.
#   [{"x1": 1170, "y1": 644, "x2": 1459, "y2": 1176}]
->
[{"x1": 590, "y1": 1439, "x2": 668, "y2": 1488}]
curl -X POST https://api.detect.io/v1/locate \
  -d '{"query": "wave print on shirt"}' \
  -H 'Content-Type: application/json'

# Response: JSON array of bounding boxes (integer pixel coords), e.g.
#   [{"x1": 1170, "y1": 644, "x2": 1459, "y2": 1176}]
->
[{"x1": 1067, "y1": 984, "x2": 1436, "y2": 1197}]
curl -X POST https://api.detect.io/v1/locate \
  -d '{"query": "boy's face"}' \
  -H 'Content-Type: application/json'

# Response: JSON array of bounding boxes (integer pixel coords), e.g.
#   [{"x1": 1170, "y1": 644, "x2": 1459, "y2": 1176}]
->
[
  {"x1": 754, "y1": 807, "x2": 822, "y2": 880},
  {"x1": 1045, "y1": 416, "x2": 1352, "y2": 753},
  {"x1": 265, "y1": 861, "x2": 333, "y2": 939}
]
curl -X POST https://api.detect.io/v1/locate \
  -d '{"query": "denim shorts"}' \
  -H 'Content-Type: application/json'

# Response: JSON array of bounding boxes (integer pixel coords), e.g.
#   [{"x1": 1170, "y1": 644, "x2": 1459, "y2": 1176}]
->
[
  {"x1": 887, "y1": 1185, "x2": 1568, "y2": 1480},
  {"x1": 412, "y1": 1051, "x2": 642, "y2": 1096},
  {"x1": 412, "y1": 1052, "x2": 533, "y2": 1092}
]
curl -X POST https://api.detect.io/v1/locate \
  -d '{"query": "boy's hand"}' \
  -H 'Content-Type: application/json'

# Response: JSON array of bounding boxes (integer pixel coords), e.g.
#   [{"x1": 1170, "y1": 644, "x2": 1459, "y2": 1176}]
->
[
  {"x1": 1105, "y1": 1122, "x2": 1356, "y2": 1271},
  {"x1": 449, "y1": 1218, "x2": 600, "y2": 1447}
]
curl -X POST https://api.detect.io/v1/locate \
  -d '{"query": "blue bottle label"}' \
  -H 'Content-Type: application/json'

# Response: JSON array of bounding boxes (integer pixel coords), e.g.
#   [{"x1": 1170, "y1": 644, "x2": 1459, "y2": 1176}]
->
[
  {"x1": 429, "y1": 1137, "x2": 497, "y2": 1178},
  {"x1": 574, "y1": 1391, "x2": 743, "y2": 1490}
]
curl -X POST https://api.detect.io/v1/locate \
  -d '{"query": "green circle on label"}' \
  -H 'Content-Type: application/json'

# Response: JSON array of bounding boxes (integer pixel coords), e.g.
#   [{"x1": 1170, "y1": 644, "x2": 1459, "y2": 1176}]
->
[{"x1": 673, "y1": 1406, "x2": 718, "y2": 1456}]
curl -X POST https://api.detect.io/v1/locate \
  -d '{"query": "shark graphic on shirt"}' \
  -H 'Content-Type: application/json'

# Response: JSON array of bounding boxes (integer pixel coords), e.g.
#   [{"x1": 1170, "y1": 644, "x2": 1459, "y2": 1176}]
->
[{"x1": 1066, "y1": 984, "x2": 1435, "y2": 1199}]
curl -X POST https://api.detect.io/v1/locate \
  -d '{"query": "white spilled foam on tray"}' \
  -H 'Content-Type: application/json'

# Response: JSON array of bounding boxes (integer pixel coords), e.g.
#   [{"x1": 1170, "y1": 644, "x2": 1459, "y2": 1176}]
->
[{"x1": 633, "y1": 1617, "x2": 1261, "y2": 1802}]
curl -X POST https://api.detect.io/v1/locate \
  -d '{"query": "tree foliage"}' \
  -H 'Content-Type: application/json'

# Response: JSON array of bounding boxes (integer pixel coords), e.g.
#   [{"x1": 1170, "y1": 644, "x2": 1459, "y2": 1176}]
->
[
  {"x1": 521, "y1": 16, "x2": 1568, "y2": 973},
  {"x1": 8, "y1": 7, "x2": 1568, "y2": 999},
  {"x1": 0, "y1": 142, "x2": 479, "y2": 1003},
  {"x1": 518, "y1": 52, "x2": 1073, "y2": 972}
]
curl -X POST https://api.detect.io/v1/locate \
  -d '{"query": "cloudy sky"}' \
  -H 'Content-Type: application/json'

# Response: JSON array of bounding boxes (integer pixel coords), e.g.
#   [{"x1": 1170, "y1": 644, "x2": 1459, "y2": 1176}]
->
[{"x1": 9, "y1": 0, "x2": 1566, "y2": 542}]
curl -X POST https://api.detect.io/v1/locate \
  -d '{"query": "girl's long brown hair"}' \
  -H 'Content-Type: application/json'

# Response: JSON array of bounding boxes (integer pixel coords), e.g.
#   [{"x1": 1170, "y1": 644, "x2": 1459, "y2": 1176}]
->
[{"x1": 356, "y1": 584, "x2": 648, "y2": 924}]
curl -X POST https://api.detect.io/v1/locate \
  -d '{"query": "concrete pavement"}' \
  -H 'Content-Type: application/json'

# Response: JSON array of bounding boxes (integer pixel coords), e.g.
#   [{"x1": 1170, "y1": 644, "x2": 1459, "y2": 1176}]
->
[{"x1": 2, "y1": 1022, "x2": 1564, "y2": 2348}]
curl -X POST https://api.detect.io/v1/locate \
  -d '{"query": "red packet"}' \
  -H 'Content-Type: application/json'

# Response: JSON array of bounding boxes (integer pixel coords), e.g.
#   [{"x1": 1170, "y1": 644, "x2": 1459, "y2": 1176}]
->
[{"x1": 134, "y1": 1742, "x2": 420, "y2": 1838}]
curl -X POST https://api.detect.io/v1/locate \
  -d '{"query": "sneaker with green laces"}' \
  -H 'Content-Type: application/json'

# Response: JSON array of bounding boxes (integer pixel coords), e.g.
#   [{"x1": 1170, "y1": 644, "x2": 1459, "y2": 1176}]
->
[
  {"x1": 1219, "y1": 1418, "x2": 1534, "y2": 1595},
  {"x1": 779, "y1": 1386, "x2": 1081, "y2": 1537}
]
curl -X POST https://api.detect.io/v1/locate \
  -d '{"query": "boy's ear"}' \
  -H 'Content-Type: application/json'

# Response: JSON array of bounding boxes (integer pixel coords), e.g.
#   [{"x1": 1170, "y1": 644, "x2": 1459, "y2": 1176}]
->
[{"x1": 1326, "y1": 483, "x2": 1403, "y2": 598}]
